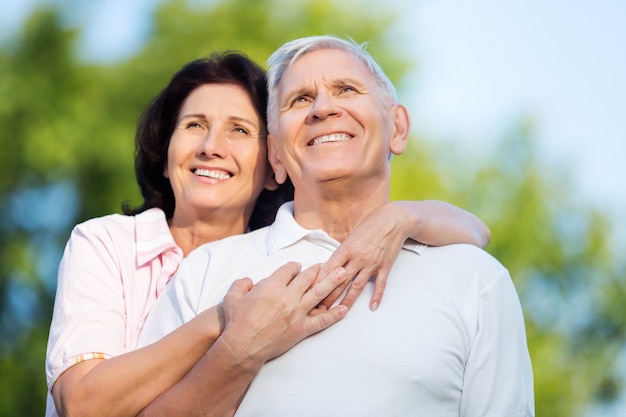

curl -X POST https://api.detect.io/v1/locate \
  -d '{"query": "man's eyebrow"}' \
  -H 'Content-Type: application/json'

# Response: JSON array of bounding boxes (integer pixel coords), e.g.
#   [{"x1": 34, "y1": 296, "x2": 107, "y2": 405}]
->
[
  {"x1": 334, "y1": 77, "x2": 358, "y2": 85},
  {"x1": 280, "y1": 86, "x2": 311, "y2": 108},
  {"x1": 282, "y1": 77, "x2": 364, "y2": 96},
  {"x1": 284, "y1": 86, "x2": 312, "y2": 98}
]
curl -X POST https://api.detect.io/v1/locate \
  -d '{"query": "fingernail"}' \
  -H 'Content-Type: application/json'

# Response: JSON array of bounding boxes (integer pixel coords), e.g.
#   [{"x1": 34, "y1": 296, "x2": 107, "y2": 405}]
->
[
  {"x1": 371, "y1": 301, "x2": 379, "y2": 311},
  {"x1": 336, "y1": 267, "x2": 347, "y2": 278}
]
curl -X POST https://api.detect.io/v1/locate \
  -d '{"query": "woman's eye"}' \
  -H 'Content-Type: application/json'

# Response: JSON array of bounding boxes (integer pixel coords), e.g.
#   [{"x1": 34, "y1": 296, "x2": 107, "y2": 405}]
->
[
  {"x1": 234, "y1": 126, "x2": 250, "y2": 135},
  {"x1": 186, "y1": 121, "x2": 203, "y2": 129},
  {"x1": 340, "y1": 86, "x2": 356, "y2": 93}
]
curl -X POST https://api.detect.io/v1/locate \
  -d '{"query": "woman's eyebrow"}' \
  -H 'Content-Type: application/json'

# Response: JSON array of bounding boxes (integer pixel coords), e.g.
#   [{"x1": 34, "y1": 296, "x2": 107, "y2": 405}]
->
[
  {"x1": 178, "y1": 113, "x2": 206, "y2": 121},
  {"x1": 177, "y1": 114, "x2": 256, "y2": 125},
  {"x1": 228, "y1": 115, "x2": 258, "y2": 127},
  {"x1": 176, "y1": 113, "x2": 206, "y2": 126}
]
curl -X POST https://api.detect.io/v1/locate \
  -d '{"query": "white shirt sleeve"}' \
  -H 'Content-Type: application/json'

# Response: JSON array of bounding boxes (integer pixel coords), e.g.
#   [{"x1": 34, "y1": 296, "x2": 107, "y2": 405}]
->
[{"x1": 460, "y1": 262, "x2": 535, "y2": 416}]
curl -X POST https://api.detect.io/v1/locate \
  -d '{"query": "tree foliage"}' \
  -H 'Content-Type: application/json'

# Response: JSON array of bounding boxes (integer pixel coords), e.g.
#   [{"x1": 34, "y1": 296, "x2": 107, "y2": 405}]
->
[
  {"x1": 0, "y1": 1, "x2": 624, "y2": 415},
  {"x1": 392, "y1": 124, "x2": 625, "y2": 415}
]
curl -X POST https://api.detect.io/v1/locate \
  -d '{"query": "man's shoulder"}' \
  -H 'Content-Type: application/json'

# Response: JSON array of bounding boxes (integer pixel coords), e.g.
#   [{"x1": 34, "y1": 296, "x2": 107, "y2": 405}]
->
[
  {"x1": 422, "y1": 243, "x2": 509, "y2": 276},
  {"x1": 426, "y1": 242, "x2": 495, "y2": 258}
]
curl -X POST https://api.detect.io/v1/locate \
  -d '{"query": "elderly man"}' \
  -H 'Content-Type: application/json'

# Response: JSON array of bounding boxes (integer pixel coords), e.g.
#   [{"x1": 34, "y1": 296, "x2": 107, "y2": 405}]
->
[{"x1": 140, "y1": 35, "x2": 534, "y2": 416}]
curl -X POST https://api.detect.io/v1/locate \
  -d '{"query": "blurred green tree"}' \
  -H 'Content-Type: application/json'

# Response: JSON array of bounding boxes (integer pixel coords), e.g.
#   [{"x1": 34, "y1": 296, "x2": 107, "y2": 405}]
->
[{"x1": 0, "y1": 1, "x2": 623, "y2": 416}]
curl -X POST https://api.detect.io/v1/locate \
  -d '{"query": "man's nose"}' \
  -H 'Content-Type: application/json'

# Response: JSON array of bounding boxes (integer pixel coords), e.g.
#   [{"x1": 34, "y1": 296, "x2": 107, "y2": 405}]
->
[{"x1": 307, "y1": 93, "x2": 341, "y2": 122}]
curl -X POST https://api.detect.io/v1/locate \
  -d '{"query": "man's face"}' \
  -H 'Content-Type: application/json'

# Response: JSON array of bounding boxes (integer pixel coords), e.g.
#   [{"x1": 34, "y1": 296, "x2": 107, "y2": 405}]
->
[{"x1": 268, "y1": 48, "x2": 408, "y2": 190}]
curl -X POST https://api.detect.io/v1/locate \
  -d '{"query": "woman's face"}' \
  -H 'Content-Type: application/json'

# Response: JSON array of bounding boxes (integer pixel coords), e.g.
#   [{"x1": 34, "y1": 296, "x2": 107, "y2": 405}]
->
[{"x1": 165, "y1": 83, "x2": 273, "y2": 227}]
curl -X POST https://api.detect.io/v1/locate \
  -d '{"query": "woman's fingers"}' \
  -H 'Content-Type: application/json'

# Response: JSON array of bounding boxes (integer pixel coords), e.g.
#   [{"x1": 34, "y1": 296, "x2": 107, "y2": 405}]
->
[
  {"x1": 286, "y1": 263, "x2": 320, "y2": 296},
  {"x1": 221, "y1": 263, "x2": 350, "y2": 363},
  {"x1": 256, "y1": 261, "x2": 302, "y2": 287},
  {"x1": 300, "y1": 265, "x2": 347, "y2": 309},
  {"x1": 300, "y1": 266, "x2": 349, "y2": 333},
  {"x1": 306, "y1": 301, "x2": 348, "y2": 334},
  {"x1": 339, "y1": 266, "x2": 389, "y2": 310},
  {"x1": 226, "y1": 276, "x2": 254, "y2": 295}
]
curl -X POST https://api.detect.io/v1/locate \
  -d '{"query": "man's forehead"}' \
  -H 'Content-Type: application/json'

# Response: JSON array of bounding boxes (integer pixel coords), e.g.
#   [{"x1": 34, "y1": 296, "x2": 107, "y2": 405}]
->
[{"x1": 279, "y1": 49, "x2": 371, "y2": 89}]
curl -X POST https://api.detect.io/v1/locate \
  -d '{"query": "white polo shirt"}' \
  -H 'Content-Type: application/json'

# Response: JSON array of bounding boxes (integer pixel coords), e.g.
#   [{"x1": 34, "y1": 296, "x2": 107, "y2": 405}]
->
[{"x1": 139, "y1": 202, "x2": 534, "y2": 416}]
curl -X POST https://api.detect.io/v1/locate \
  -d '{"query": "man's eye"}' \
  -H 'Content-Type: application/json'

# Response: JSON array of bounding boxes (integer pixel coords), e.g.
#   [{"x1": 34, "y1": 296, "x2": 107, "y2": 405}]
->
[
  {"x1": 340, "y1": 86, "x2": 356, "y2": 93},
  {"x1": 292, "y1": 96, "x2": 309, "y2": 105}
]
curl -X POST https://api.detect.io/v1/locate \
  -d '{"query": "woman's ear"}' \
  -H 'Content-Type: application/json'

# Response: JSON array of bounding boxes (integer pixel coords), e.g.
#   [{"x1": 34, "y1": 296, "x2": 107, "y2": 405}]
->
[
  {"x1": 267, "y1": 134, "x2": 288, "y2": 184},
  {"x1": 389, "y1": 104, "x2": 410, "y2": 156}
]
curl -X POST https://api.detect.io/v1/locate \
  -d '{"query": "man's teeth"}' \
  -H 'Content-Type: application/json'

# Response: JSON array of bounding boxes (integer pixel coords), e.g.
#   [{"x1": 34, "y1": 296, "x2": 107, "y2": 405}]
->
[
  {"x1": 309, "y1": 133, "x2": 351, "y2": 146},
  {"x1": 195, "y1": 169, "x2": 231, "y2": 179}
]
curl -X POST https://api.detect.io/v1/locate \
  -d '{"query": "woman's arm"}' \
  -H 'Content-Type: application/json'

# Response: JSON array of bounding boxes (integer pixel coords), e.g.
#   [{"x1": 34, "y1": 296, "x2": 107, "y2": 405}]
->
[
  {"x1": 54, "y1": 264, "x2": 347, "y2": 417},
  {"x1": 389, "y1": 200, "x2": 491, "y2": 248},
  {"x1": 52, "y1": 306, "x2": 222, "y2": 417},
  {"x1": 48, "y1": 217, "x2": 224, "y2": 417},
  {"x1": 138, "y1": 263, "x2": 348, "y2": 417},
  {"x1": 319, "y1": 200, "x2": 491, "y2": 310}
]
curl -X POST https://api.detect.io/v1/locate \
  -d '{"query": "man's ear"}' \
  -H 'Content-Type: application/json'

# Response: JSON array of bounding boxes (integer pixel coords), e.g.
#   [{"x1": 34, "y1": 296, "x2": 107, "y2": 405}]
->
[
  {"x1": 264, "y1": 169, "x2": 280, "y2": 191},
  {"x1": 267, "y1": 134, "x2": 288, "y2": 184},
  {"x1": 389, "y1": 104, "x2": 410, "y2": 156}
]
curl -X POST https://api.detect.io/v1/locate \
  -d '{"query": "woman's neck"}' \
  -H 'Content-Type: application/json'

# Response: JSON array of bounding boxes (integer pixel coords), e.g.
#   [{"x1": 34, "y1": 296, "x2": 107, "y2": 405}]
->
[{"x1": 168, "y1": 211, "x2": 249, "y2": 257}]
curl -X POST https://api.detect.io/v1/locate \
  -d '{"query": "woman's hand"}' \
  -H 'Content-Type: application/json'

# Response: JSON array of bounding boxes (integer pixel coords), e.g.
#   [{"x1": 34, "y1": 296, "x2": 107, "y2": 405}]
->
[
  {"x1": 316, "y1": 203, "x2": 408, "y2": 311},
  {"x1": 317, "y1": 200, "x2": 491, "y2": 311},
  {"x1": 219, "y1": 262, "x2": 349, "y2": 365},
  {"x1": 137, "y1": 264, "x2": 348, "y2": 417}
]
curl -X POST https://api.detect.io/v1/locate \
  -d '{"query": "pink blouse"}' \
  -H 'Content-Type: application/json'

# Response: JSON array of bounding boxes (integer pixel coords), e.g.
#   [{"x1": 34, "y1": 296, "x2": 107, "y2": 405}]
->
[{"x1": 45, "y1": 208, "x2": 183, "y2": 390}]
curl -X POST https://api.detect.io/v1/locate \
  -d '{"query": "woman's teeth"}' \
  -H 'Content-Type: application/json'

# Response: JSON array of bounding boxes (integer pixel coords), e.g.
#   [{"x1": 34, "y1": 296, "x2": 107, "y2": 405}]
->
[{"x1": 194, "y1": 169, "x2": 231, "y2": 179}]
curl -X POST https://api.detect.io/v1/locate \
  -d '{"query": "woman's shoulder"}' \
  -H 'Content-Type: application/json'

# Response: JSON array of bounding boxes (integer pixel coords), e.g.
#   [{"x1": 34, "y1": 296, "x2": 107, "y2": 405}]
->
[
  {"x1": 74, "y1": 208, "x2": 165, "y2": 232},
  {"x1": 70, "y1": 209, "x2": 164, "y2": 244},
  {"x1": 73, "y1": 212, "x2": 136, "y2": 236}
]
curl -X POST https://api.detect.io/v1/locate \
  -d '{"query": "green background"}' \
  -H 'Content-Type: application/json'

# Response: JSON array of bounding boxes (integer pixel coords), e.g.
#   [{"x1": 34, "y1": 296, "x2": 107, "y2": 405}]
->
[{"x1": 0, "y1": 1, "x2": 624, "y2": 415}]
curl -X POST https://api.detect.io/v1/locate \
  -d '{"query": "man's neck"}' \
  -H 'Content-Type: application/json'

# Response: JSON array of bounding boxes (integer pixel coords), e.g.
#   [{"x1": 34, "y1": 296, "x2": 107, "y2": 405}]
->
[{"x1": 292, "y1": 182, "x2": 390, "y2": 242}]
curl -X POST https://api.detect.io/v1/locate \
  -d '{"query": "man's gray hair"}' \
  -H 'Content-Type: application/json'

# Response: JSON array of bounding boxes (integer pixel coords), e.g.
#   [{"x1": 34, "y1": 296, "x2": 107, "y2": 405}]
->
[{"x1": 265, "y1": 35, "x2": 398, "y2": 134}]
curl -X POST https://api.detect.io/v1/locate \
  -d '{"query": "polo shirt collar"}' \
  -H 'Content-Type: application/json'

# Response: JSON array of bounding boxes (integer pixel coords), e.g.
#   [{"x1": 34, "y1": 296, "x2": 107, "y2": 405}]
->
[
  {"x1": 266, "y1": 201, "x2": 428, "y2": 256},
  {"x1": 135, "y1": 208, "x2": 183, "y2": 267},
  {"x1": 266, "y1": 202, "x2": 340, "y2": 254}
]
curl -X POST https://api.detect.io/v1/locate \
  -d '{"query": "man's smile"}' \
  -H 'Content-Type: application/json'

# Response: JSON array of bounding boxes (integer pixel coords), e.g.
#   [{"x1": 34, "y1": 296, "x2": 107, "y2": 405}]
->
[{"x1": 308, "y1": 133, "x2": 353, "y2": 146}]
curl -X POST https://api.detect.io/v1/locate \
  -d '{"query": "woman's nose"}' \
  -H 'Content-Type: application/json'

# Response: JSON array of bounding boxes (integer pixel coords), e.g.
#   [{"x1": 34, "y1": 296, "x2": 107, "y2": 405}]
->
[{"x1": 197, "y1": 128, "x2": 227, "y2": 158}]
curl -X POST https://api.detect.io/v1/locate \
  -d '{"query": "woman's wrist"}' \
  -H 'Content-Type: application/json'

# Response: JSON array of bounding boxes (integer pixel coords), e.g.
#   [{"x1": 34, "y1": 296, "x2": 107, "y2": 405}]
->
[
  {"x1": 189, "y1": 305, "x2": 225, "y2": 350},
  {"x1": 392, "y1": 200, "x2": 421, "y2": 241},
  {"x1": 210, "y1": 330, "x2": 266, "y2": 374}
]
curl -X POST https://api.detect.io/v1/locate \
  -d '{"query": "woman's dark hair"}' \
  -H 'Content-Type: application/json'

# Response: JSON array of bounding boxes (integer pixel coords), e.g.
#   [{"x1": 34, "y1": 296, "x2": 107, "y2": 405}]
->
[{"x1": 122, "y1": 51, "x2": 294, "y2": 229}]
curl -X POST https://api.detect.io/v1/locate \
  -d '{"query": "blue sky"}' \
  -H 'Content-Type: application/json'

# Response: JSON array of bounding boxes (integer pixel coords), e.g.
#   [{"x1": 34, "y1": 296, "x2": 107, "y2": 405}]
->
[
  {"x1": 397, "y1": 1, "x2": 625, "y2": 220},
  {"x1": 2, "y1": 0, "x2": 625, "y2": 228}
]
